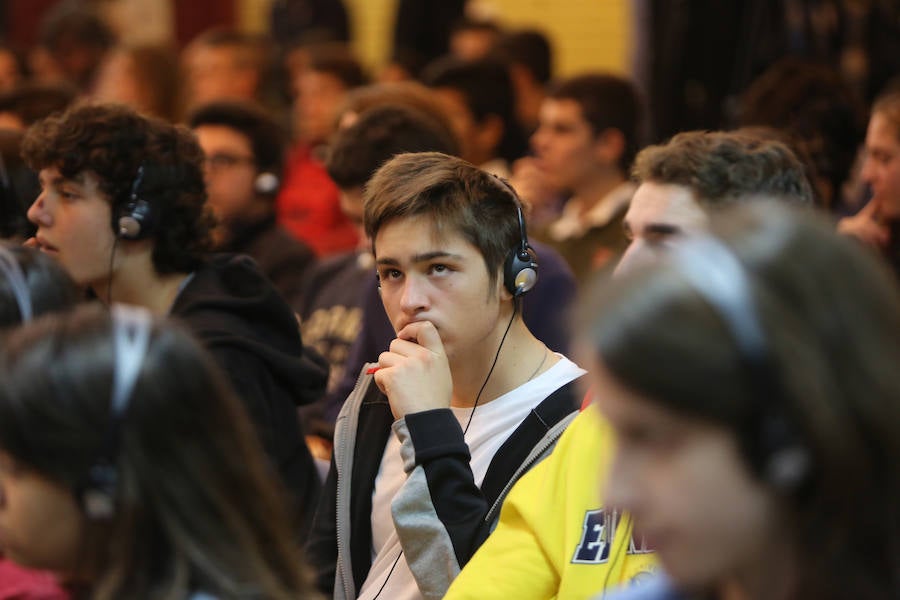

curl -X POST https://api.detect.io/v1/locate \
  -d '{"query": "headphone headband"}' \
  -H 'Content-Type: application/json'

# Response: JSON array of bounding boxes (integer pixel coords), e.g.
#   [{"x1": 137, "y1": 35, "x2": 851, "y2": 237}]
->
[
  {"x1": 0, "y1": 245, "x2": 32, "y2": 322},
  {"x1": 130, "y1": 165, "x2": 145, "y2": 202},
  {"x1": 116, "y1": 164, "x2": 156, "y2": 240},
  {"x1": 492, "y1": 174, "x2": 539, "y2": 297},
  {"x1": 671, "y1": 236, "x2": 810, "y2": 489}
]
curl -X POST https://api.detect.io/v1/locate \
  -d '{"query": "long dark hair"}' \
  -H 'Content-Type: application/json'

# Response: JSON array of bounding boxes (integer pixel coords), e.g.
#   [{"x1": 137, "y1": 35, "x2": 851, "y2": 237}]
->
[
  {"x1": 0, "y1": 304, "x2": 316, "y2": 599},
  {"x1": 589, "y1": 203, "x2": 900, "y2": 599}
]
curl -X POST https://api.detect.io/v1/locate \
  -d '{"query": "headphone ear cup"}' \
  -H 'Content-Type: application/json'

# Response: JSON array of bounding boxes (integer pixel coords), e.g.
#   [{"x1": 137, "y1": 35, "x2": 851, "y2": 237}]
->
[
  {"x1": 504, "y1": 245, "x2": 539, "y2": 297},
  {"x1": 750, "y1": 413, "x2": 811, "y2": 492},
  {"x1": 763, "y1": 445, "x2": 811, "y2": 491},
  {"x1": 254, "y1": 172, "x2": 280, "y2": 195},
  {"x1": 116, "y1": 199, "x2": 154, "y2": 240},
  {"x1": 80, "y1": 461, "x2": 118, "y2": 519}
]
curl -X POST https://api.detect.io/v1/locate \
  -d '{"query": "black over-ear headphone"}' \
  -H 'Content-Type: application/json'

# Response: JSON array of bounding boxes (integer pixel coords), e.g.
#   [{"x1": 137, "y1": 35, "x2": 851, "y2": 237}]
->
[
  {"x1": 79, "y1": 304, "x2": 152, "y2": 519},
  {"x1": 671, "y1": 236, "x2": 811, "y2": 491},
  {"x1": 0, "y1": 245, "x2": 32, "y2": 322},
  {"x1": 116, "y1": 165, "x2": 157, "y2": 240},
  {"x1": 493, "y1": 176, "x2": 539, "y2": 297}
]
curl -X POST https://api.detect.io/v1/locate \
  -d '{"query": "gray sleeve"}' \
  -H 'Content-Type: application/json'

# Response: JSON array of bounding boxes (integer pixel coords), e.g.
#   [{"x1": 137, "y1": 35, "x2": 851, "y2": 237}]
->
[{"x1": 390, "y1": 417, "x2": 463, "y2": 600}]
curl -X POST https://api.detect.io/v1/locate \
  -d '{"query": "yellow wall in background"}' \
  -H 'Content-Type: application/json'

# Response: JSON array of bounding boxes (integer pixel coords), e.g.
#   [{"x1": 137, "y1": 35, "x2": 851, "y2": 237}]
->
[
  {"x1": 347, "y1": 0, "x2": 400, "y2": 76},
  {"x1": 240, "y1": 0, "x2": 630, "y2": 79},
  {"x1": 472, "y1": 0, "x2": 630, "y2": 77},
  {"x1": 238, "y1": 0, "x2": 272, "y2": 34}
]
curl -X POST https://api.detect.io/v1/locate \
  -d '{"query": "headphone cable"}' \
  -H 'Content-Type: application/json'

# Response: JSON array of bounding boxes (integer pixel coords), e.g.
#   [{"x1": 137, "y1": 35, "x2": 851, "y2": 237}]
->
[
  {"x1": 106, "y1": 235, "x2": 119, "y2": 305},
  {"x1": 372, "y1": 301, "x2": 519, "y2": 598},
  {"x1": 463, "y1": 299, "x2": 518, "y2": 435}
]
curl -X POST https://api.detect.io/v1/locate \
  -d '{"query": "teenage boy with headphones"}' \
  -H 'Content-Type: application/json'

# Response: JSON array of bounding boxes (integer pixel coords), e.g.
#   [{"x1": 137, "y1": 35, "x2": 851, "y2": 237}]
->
[
  {"x1": 188, "y1": 100, "x2": 315, "y2": 307},
  {"x1": 21, "y1": 103, "x2": 328, "y2": 536},
  {"x1": 444, "y1": 130, "x2": 815, "y2": 600},
  {"x1": 311, "y1": 103, "x2": 577, "y2": 444},
  {"x1": 306, "y1": 151, "x2": 586, "y2": 600}
]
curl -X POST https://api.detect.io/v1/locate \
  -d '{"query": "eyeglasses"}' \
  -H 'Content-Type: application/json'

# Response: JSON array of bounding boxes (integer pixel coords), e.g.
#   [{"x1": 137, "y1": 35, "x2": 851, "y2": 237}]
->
[{"x1": 203, "y1": 153, "x2": 256, "y2": 171}]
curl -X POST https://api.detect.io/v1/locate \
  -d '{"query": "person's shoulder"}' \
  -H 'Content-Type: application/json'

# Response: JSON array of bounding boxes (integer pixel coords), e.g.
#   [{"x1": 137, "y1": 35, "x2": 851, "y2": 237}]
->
[
  {"x1": 173, "y1": 255, "x2": 260, "y2": 312},
  {"x1": 530, "y1": 239, "x2": 575, "y2": 277},
  {"x1": 172, "y1": 254, "x2": 299, "y2": 339}
]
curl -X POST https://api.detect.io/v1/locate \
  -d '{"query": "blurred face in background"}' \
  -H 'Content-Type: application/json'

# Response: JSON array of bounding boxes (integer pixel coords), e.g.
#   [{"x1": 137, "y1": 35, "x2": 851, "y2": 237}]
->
[
  {"x1": 194, "y1": 124, "x2": 259, "y2": 224},
  {"x1": 0, "y1": 451, "x2": 85, "y2": 574},
  {"x1": 92, "y1": 50, "x2": 143, "y2": 111},
  {"x1": 860, "y1": 110, "x2": 900, "y2": 217},
  {"x1": 294, "y1": 69, "x2": 347, "y2": 145},
  {"x1": 531, "y1": 98, "x2": 603, "y2": 192},
  {"x1": 0, "y1": 49, "x2": 22, "y2": 93},
  {"x1": 594, "y1": 360, "x2": 786, "y2": 594},
  {"x1": 184, "y1": 44, "x2": 259, "y2": 109},
  {"x1": 615, "y1": 182, "x2": 708, "y2": 277}
]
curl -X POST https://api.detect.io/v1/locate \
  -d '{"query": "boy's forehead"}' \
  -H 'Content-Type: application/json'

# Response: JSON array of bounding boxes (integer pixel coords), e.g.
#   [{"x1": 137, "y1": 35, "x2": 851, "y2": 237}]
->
[
  {"x1": 40, "y1": 166, "x2": 80, "y2": 182},
  {"x1": 542, "y1": 97, "x2": 589, "y2": 127},
  {"x1": 379, "y1": 213, "x2": 438, "y2": 239},
  {"x1": 39, "y1": 166, "x2": 103, "y2": 190},
  {"x1": 374, "y1": 214, "x2": 469, "y2": 254},
  {"x1": 627, "y1": 182, "x2": 706, "y2": 230}
]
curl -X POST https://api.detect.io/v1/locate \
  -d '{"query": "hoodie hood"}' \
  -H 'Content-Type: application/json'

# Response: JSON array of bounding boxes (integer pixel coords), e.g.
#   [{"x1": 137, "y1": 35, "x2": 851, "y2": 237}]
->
[{"x1": 170, "y1": 253, "x2": 328, "y2": 406}]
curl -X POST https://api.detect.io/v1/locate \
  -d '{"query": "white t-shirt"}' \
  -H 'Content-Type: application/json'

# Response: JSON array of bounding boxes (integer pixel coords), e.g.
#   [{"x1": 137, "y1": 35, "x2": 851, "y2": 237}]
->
[{"x1": 358, "y1": 355, "x2": 585, "y2": 600}]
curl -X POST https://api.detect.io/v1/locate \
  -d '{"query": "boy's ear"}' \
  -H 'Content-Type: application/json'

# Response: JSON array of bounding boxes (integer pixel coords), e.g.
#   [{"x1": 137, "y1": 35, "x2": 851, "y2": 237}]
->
[
  {"x1": 593, "y1": 127, "x2": 626, "y2": 166},
  {"x1": 497, "y1": 268, "x2": 514, "y2": 301}
]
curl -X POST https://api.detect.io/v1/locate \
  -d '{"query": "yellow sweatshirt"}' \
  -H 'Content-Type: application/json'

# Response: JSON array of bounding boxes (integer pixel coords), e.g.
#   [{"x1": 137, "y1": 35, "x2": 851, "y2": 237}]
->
[{"x1": 445, "y1": 404, "x2": 657, "y2": 599}]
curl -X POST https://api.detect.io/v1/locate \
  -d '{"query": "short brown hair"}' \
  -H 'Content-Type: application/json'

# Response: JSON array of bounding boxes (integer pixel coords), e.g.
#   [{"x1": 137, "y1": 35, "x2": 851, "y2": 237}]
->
[
  {"x1": 631, "y1": 130, "x2": 814, "y2": 206},
  {"x1": 188, "y1": 28, "x2": 270, "y2": 73},
  {"x1": 327, "y1": 105, "x2": 458, "y2": 189},
  {"x1": 364, "y1": 152, "x2": 522, "y2": 287},
  {"x1": 336, "y1": 81, "x2": 457, "y2": 146}
]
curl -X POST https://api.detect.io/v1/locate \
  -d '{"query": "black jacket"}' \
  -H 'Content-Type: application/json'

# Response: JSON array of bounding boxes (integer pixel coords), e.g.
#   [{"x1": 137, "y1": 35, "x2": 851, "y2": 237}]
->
[
  {"x1": 218, "y1": 214, "x2": 316, "y2": 309},
  {"x1": 171, "y1": 254, "x2": 328, "y2": 535}
]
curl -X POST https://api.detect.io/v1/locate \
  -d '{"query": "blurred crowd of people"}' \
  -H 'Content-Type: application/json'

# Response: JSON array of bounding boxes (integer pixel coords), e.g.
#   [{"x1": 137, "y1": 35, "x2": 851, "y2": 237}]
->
[{"x1": 0, "y1": 0, "x2": 898, "y2": 599}]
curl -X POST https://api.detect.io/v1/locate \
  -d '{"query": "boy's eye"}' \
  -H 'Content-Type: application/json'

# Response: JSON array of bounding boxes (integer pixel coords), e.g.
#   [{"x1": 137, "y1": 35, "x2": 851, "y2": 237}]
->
[
  {"x1": 644, "y1": 231, "x2": 671, "y2": 245},
  {"x1": 56, "y1": 187, "x2": 81, "y2": 200}
]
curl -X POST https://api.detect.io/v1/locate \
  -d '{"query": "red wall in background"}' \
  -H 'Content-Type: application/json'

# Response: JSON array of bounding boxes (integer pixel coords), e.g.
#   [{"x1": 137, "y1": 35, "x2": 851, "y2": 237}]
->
[
  {"x1": 6, "y1": 0, "x2": 60, "y2": 50},
  {"x1": 174, "y1": 0, "x2": 236, "y2": 46}
]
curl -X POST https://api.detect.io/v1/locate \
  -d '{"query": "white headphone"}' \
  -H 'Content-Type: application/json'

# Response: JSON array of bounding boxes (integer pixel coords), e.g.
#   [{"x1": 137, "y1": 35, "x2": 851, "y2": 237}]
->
[{"x1": 254, "y1": 172, "x2": 280, "y2": 196}]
